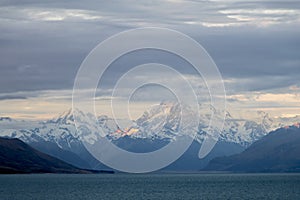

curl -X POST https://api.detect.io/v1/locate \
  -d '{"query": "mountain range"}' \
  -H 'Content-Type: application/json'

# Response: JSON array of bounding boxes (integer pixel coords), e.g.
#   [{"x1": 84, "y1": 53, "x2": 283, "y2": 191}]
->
[
  {"x1": 0, "y1": 102, "x2": 299, "y2": 171},
  {"x1": 204, "y1": 123, "x2": 300, "y2": 172}
]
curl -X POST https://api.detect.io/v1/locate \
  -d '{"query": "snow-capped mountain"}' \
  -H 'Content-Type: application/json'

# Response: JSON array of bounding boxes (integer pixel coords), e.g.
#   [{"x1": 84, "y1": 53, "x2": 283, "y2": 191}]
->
[
  {"x1": 107, "y1": 102, "x2": 199, "y2": 141},
  {"x1": 0, "y1": 111, "x2": 105, "y2": 169},
  {"x1": 97, "y1": 102, "x2": 286, "y2": 147},
  {"x1": 0, "y1": 102, "x2": 299, "y2": 170},
  {"x1": 0, "y1": 103, "x2": 295, "y2": 148},
  {"x1": 218, "y1": 111, "x2": 276, "y2": 146}
]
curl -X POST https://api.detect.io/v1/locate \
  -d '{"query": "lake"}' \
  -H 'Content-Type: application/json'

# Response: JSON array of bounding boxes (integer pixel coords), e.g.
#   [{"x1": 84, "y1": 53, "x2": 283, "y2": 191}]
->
[{"x1": 0, "y1": 173, "x2": 300, "y2": 199}]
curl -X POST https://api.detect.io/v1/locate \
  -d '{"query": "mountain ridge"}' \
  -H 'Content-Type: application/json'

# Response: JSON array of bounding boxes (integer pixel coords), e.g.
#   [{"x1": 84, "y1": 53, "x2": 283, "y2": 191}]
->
[
  {"x1": 0, "y1": 137, "x2": 111, "y2": 174},
  {"x1": 204, "y1": 124, "x2": 300, "y2": 172},
  {"x1": 1, "y1": 103, "x2": 300, "y2": 171}
]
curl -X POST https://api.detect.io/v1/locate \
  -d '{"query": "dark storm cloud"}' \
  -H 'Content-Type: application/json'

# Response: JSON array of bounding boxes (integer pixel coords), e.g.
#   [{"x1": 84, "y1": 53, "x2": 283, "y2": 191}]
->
[
  {"x1": 0, "y1": 0, "x2": 299, "y2": 95},
  {"x1": 198, "y1": 27, "x2": 300, "y2": 77},
  {"x1": 0, "y1": 16, "x2": 125, "y2": 93},
  {"x1": 199, "y1": 25, "x2": 300, "y2": 92}
]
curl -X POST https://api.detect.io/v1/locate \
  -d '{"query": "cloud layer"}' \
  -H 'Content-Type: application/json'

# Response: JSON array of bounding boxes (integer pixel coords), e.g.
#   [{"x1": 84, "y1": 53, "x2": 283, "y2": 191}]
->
[{"x1": 0, "y1": 0, "x2": 299, "y2": 119}]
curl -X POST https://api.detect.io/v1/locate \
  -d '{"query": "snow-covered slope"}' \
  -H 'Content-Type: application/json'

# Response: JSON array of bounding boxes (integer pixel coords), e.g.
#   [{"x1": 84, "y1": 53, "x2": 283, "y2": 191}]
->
[
  {"x1": 99, "y1": 102, "x2": 287, "y2": 147},
  {"x1": 0, "y1": 111, "x2": 104, "y2": 169},
  {"x1": 0, "y1": 103, "x2": 296, "y2": 148},
  {"x1": 0, "y1": 103, "x2": 299, "y2": 170}
]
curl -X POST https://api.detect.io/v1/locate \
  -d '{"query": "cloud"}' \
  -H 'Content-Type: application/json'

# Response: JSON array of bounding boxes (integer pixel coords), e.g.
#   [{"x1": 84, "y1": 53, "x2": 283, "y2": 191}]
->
[
  {"x1": 0, "y1": 95, "x2": 27, "y2": 101},
  {"x1": 218, "y1": 8, "x2": 300, "y2": 27},
  {"x1": 0, "y1": 0, "x2": 299, "y2": 119},
  {"x1": 24, "y1": 8, "x2": 103, "y2": 22}
]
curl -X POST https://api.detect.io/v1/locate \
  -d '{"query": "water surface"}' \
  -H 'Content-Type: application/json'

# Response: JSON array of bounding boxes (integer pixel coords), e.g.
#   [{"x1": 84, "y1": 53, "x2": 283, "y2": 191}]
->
[{"x1": 0, "y1": 173, "x2": 300, "y2": 199}]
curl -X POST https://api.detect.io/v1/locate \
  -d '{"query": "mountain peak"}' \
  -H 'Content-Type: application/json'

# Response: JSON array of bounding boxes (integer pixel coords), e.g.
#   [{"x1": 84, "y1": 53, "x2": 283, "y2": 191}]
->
[
  {"x1": 48, "y1": 108, "x2": 74, "y2": 124},
  {"x1": 159, "y1": 100, "x2": 178, "y2": 106}
]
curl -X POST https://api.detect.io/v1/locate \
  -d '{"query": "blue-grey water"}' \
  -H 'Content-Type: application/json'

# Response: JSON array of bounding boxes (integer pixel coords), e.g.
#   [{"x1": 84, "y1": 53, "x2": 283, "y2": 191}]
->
[{"x1": 0, "y1": 173, "x2": 300, "y2": 200}]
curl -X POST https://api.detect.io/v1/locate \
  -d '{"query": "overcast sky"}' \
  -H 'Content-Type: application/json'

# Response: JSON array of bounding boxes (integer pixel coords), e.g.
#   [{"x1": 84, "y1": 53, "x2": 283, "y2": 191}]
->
[{"x1": 0, "y1": 0, "x2": 299, "y2": 119}]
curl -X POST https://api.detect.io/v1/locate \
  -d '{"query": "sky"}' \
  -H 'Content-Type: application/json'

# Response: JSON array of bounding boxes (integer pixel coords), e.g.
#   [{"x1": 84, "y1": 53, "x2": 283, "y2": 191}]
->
[{"x1": 0, "y1": 0, "x2": 299, "y2": 120}]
